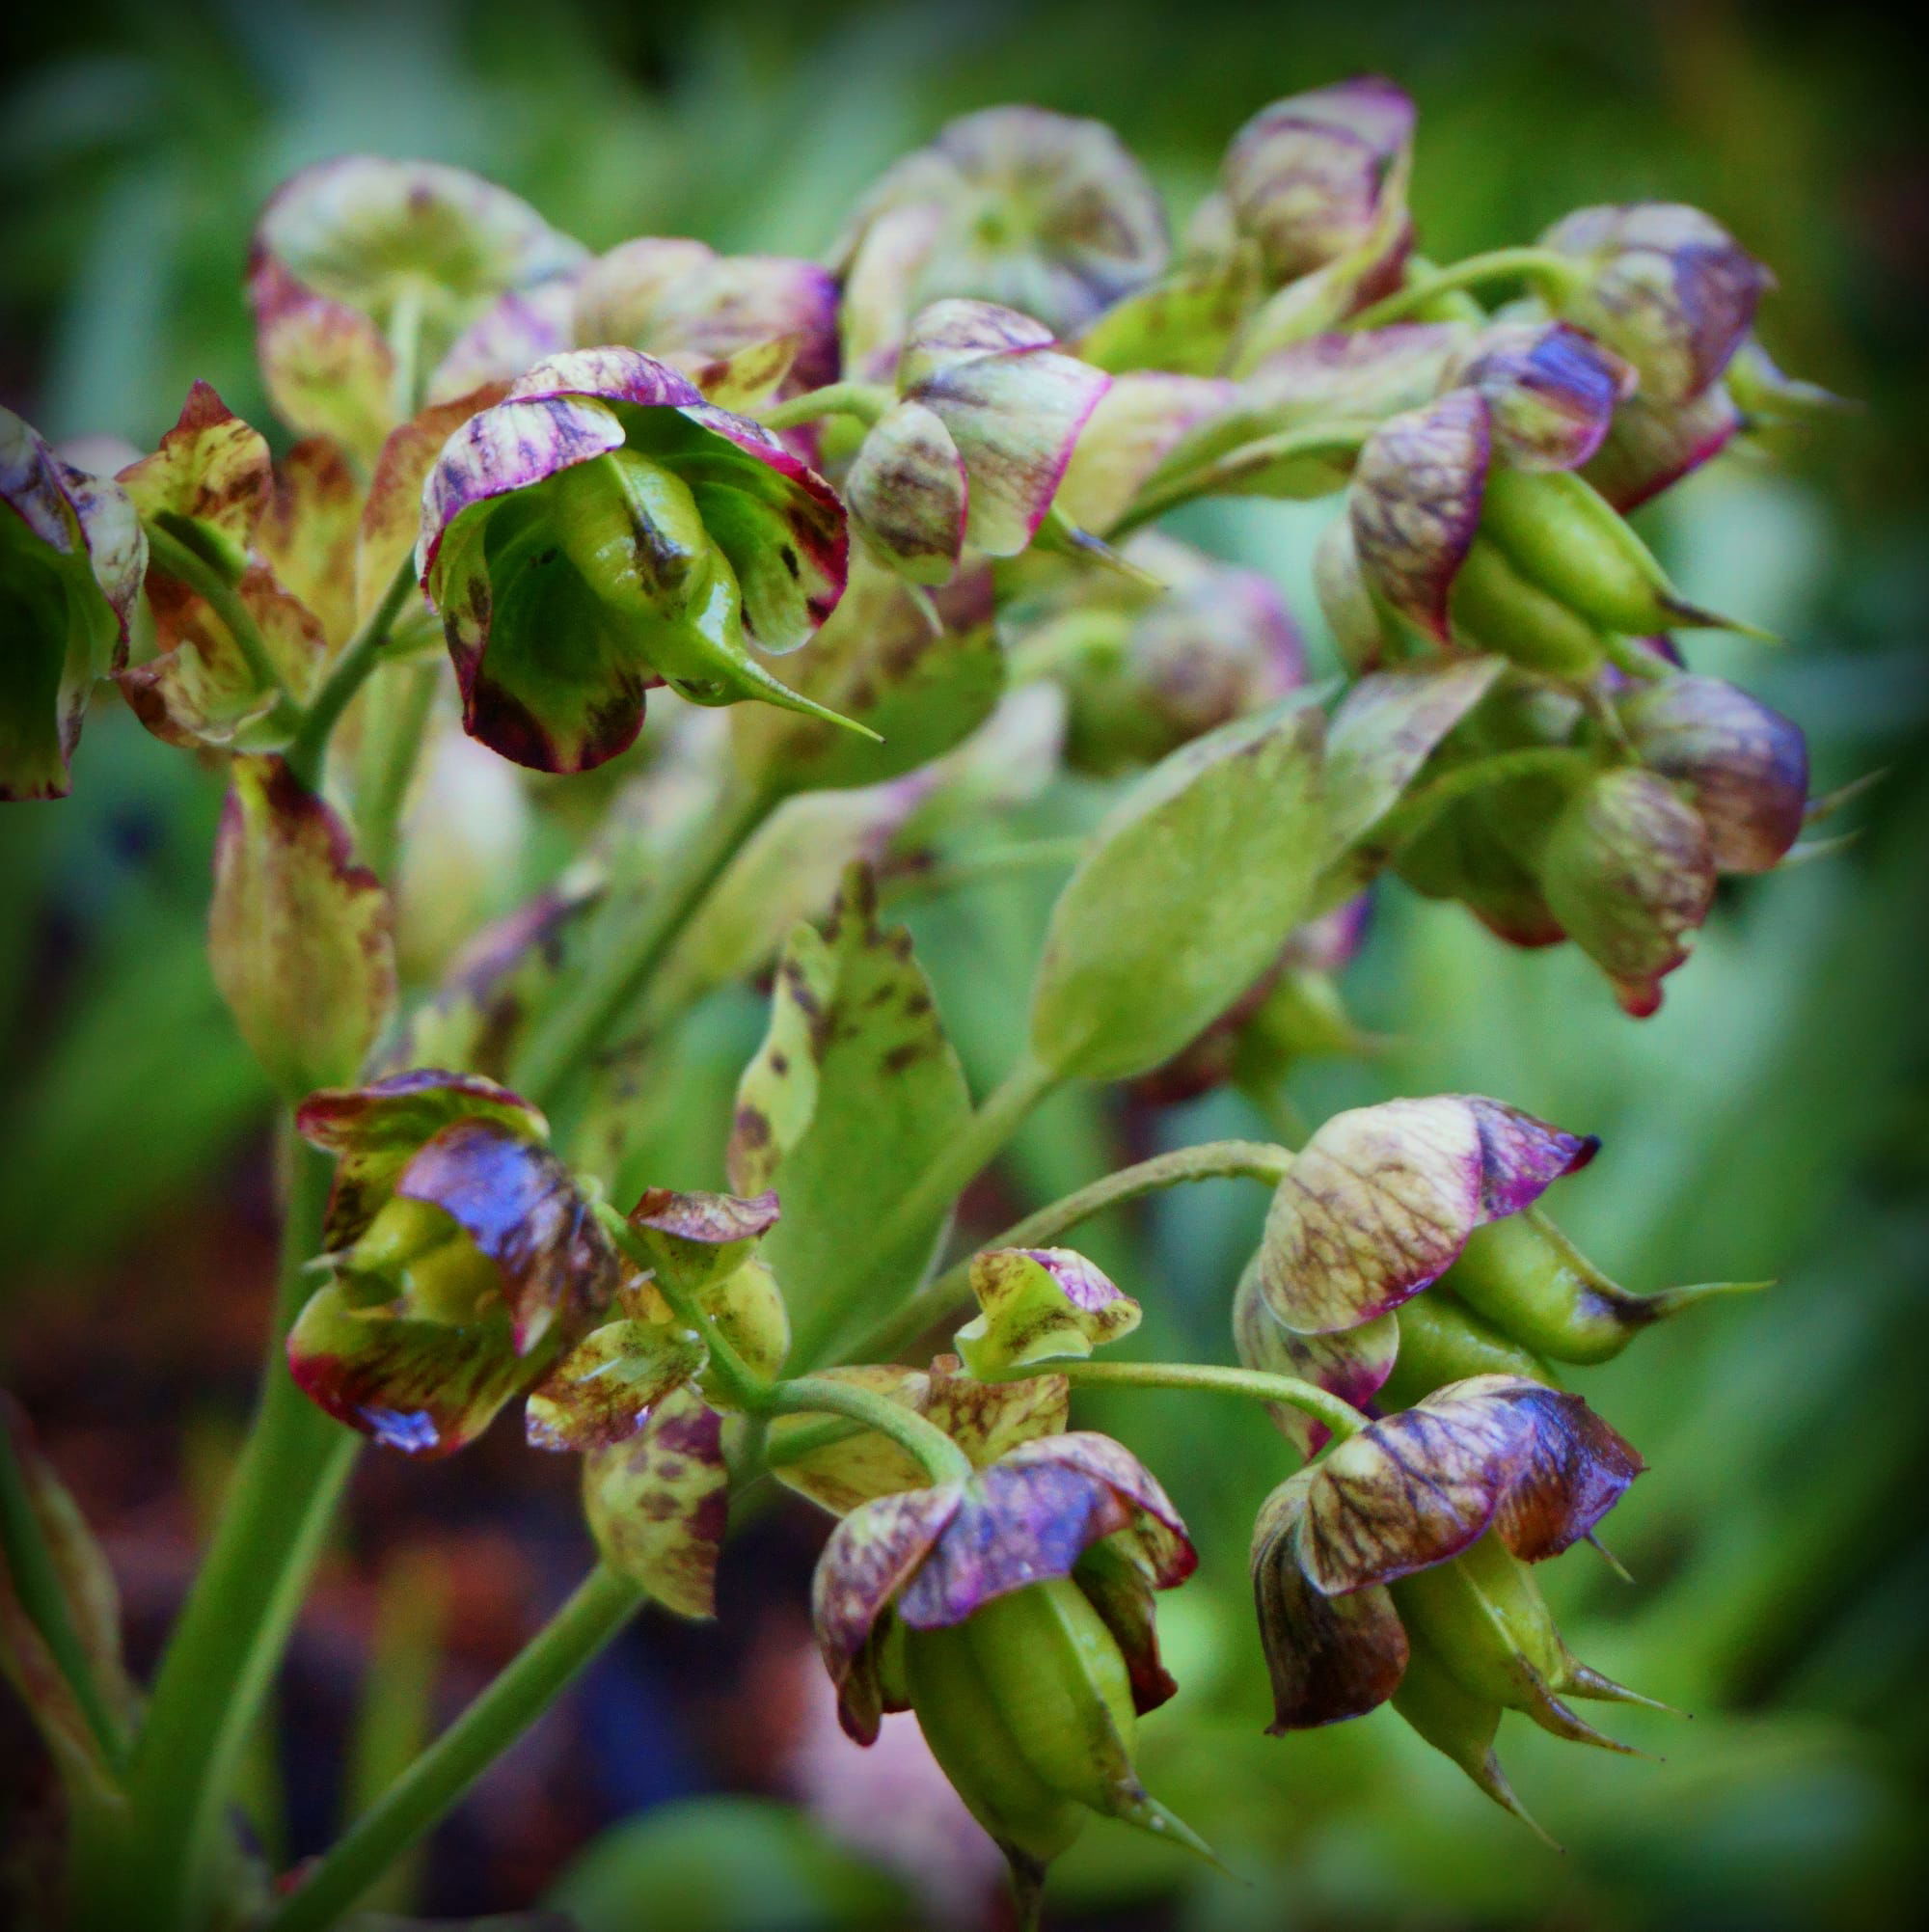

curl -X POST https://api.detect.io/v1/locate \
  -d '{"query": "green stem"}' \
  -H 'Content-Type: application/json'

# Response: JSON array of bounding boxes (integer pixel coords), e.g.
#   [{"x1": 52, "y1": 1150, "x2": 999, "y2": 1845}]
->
[
  {"x1": 77, "y1": 1129, "x2": 357, "y2": 1932},
  {"x1": 766, "y1": 1377, "x2": 973, "y2": 1484},
  {"x1": 284, "y1": 558, "x2": 420, "y2": 790},
  {"x1": 354, "y1": 658, "x2": 443, "y2": 878},
  {"x1": 1113, "y1": 423, "x2": 1374, "y2": 535},
  {"x1": 267, "y1": 1565, "x2": 644, "y2": 1932},
  {"x1": 1347, "y1": 247, "x2": 1585, "y2": 331},
  {"x1": 1002, "y1": 1357, "x2": 1369, "y2": 1441},
  {"x1": 760, "y1": 381, "x2": 891, "y2": 431},
  {"x1": 1363, "y1": 745, "x2": 1592, "y2": 857},
  {"x1": 0, "y1": 1417, "x2": 126, "y2": 1772},
  {"x1": 511, "y1": 783, "x2": 774, "y2": 1110},
  {"x1": 143, "y1": 525, "x2": 301, "y2": 729},
  {"x1": 851, "y1": 1138, "x2": 1293, "y2": 1364}
]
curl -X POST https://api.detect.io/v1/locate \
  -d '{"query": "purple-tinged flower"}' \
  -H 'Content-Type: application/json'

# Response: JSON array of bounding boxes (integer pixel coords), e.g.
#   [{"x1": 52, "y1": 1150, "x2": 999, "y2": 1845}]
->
[
  {"x1": 1449, "y1": 320, "x2": 1637, "y2": 472},
  {"x1": 1, "y1": 406, "x2": 145, "y2": 801},
  {"x1": 831, "y1": 107, "x2": 1169, "y2": 380},
  {"x1": 417, "y1": 348, "x2": 850, "y2": 772},
  {"x1": 955, "y1": 1246, "x2": 1140, "y2": 1375}
]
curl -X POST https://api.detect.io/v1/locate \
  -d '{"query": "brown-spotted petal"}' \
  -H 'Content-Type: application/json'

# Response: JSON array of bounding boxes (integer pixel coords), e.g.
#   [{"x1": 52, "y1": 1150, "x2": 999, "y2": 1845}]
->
[
  {"x1": 1453, "y1": 321, "x2": 1637, "y2": 473},
  {"x1": 584, "y1": 1386, "x2": 733, "y2": 1619},
  {"x1": 256, "y1": 438, "x2": 362, "y2": 649},
  {"x1": 286, "y1": 1281, "x2": 538, "y2": 1457},
  {"x1": 297, "y1": 1068, "x2": 548, "y2": 1249},
  {"x1": 922, "y1": 1353, "x2": 1070, "y2": 1464},
  {"x1": 395, "y1": 1116, "x2": 618, "y2": 1353},
  {"x1": 1538, "y1": 765, "x2": 1716, "y2": 1018},
  {"x1": 1251, "y1": 1470, "x2": 1409, "y2": 1729},
  {"x1": 845, "y1": 400, "x2": 967, "y2": 585},
  {"x1": 525, "y1": 1317, "x2": 707, "y2": 1453},
  {"x1": 1348, "y1": 390, "x2": 1492, "y2": 646},
  {"x1": 1233, "y1": 1258, "x2": 1397, "y2": 1457},
  {"x1": 1618, "y1": 675, "x2": 1807, "y2": 873},
  {"x1": 1540, "y1": 203, "x2": 1770, "y2": 406},
  {"x1": 1255, "y1": 1095, "x2": 1597, "y2": 1334},
  {"x1": 625, "y1": 1185, "x2": 781, "y2": 1297},
  {"x1": 770, "y1": 1366, "x2": 937, "y2": 1515},
  {"x1": 118, "y1": 381, "x2": 271, "y2": 558},
  {"x1": 955, "y1": 1246, "x2": 1141, "y2": 1375}
]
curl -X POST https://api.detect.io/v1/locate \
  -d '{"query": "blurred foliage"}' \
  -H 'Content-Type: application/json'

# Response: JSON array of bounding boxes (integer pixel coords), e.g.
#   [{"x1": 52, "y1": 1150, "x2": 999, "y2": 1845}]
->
[{"x1": 3, "y1": 1, "x2": 1926, "y2": 1928}]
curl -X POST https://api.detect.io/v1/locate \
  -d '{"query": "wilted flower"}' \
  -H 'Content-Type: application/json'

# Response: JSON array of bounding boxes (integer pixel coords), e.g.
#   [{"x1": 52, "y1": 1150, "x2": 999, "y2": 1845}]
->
[
  {"x1": 812, "y1": 1430, "x2": 1205, "y2": 1886},
  {"x1": 418, "y1": 348, "x2": 852, "y2": 772},
  {"x1": 287, "y1": 1070, "x2": 618, "y2": 1456},
  {"x1": 249, "y1": 156, "x2": 586, "y2": 461},
  {"x1": 831, "y1": 107, "x2": 1169, "y2": 379},
  {"x1": 843, "y1": 300, "x2": 1110, "y2": 585},
  {"x1": 1252, "y1": 1374, "x2": 1650, "y2": 1819},
  {"x1": 1, "y1": 406, "x2": 145, "y2": 800}
]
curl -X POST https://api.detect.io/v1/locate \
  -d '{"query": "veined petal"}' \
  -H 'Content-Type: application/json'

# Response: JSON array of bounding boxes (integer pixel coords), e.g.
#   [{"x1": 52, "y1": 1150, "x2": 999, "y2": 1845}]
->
[
  {"x1": 846, "y1": 401, "x2": 967, "y2": 584},
  {"x1": 1453, "y1": 321, "x2": 1637, "y2": 473},
  {"x1": 525, "y1": 1317, "x2": 707, "y2": 1453},
  {"x1": 1053, "y1": 371, "x2": 1236, "y2": 533},
  {"x1": 118, "y1": 381, "x2": 272, "y2": 556},
  {"x1": 956, "y1": 1246, "x2": 1141, "y2": 1375},
  {"x1": 1233, "y1": 1260, "x2": 1397, "y2": 1457}
]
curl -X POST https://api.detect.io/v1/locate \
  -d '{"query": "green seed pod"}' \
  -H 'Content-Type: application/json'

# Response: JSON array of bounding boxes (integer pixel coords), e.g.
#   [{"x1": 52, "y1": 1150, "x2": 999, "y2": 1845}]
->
[
  {"x1": 1447, "y1": 1211, "x2": 1758, "y2": 1364},
  {"x1": 1449, "y1": 538, "x2": 1608, "y2": 677},
  {"x1": 1379, "y1": 1291, "x2": 1549, "y2": 1409},
  {"x1": 1390, "y1": 1633, "x2": 1531, "y2": 1825}
]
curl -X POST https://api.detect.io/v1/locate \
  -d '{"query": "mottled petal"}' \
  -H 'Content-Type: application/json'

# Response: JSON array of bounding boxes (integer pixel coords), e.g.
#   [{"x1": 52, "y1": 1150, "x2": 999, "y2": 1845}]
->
[
  {"x1": 1469, "y1": 1377, "x2": 1645, "y2": 1561},
  {"x1": 956, "y1": 1246, "x2": 1141, "y2": 1375},
  {"x1": 584, "y1": 1386, "x2": 732, "y2": 1619},
  {"x1": 395, "y1": 1117, "x2": 619, "y2": 1353},
  {"x1": 208, "y1": 756, "x2": 395, "y2": 1098},
  {"x1": 286, "y1": 1282, "x2": 535, "y2": 1457},
  {"x1": 1251, "y1": 1471, "x2": 1408, "y2": 1729},
  {"x1": 1619, "y1": 675, "x2": 1807, "y2": 872},
  {"x1": 427, "y1": 280, "x2": 578, "y2": 403},
  {"x1": 525, "y1": 1318, "x2": 707, "y2": 1452},
  {"x1": 1539, "y1": 765, "x2": 1717, "y2": 1017},
  {"x1": 118, "y1": 381, "x2": 271, "y2": 556},
  {"x1": 1053, "y1": 372, "x2": 1236, "y2": 534},
  {"x1": 246, "y1": 256, "x2": 397, "y2": 466},
  {"x1": 1585, "y1": 384, "x2": 1743, "y2": 512},
  {"x1": 897, "y1": 298, "x2": 1057, "y2": 391},
  {"x1": 1348, "y1": 391, "x2": 1492, "y2": 645},
  {"x1": 770, "y1": 1366, "x2": 936, "y2": 1514},
  {"x1": 625, "y1": 1185, "x2": 781, "y2": 1297},
  {"x1": 1255, "y1": 1095, "x2": 1597, "y2": 1334},
  {"x1": 922, "y1": 1353, "x2": 1069, "y2": 1464},
  {"x1": 256, "y1": 438, "x2": 362, "y2": 648},
  {"x1": 1453, "y1": 321, "x2": 1637, "y2": 472},
  {"x1": 845, "y1": 401, "x2": 967, "y2": 584},
  {"x1": 1233, "y1": 1259, "x2": 1396, "y2": 1457},
  {"x1": 1075, "y1": 1535, "x2": 1179, "y2": 1713}
]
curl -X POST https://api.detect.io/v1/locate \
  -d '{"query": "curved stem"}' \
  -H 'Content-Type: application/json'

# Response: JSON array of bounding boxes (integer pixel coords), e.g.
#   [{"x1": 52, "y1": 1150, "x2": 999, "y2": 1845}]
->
[
  {"x1": 285, "y1": 557, "x2": 420, "y2": 790},
  {"x1": 1362, "y1": 745, "x2": 1593, "y2": 857},
  {"x1": 353, "y1": 657, "x2": 442, "y2": 877},
  {"x1": 1006, "y1": 1357, "x2": 1369, "y2": 1441},
  {"x1": 511, "y1": 783, "x2": 774, "y2": 1110},
  {"x1": 767, "y1": 1376, "x2": 973, "y2": 1484},
  {"x1": 75, "y1": 1129, "x2": 357, "y2": 1932},
  {"x1": 266, "y1": 1564, "x2": 644, "y2": 1932},
  {"x1": 1113, "y1": 423, "x2": 1373, "y2": 535},
  {"x1": 143, "y1": 525, "x2": 301, "y2": 729},
  {"x1": 851, "y1": 1138, "x2": 1293, "y2": 1363},
  {"x1": 1347, "y1": 247, "x2": 1585, "y2": 332},
  {"x1": 760, "y1": 381, "x2": 891, "y2": 431}
]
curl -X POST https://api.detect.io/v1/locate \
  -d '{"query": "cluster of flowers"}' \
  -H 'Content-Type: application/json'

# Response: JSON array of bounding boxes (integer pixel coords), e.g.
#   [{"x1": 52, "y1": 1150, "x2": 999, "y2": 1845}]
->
[{"x1": 1, "y1": 74, "x2": 1838, "y2": 1916}]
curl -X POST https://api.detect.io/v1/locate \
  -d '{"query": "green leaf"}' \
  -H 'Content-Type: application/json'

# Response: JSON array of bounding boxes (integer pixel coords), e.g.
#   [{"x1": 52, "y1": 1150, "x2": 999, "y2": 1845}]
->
[
  {"x1": 1028, "y1": 697, "x2": 1326, "y2": 1081},
  {"x1": 727, "y1": 867, "x2": 971, "y2": 1361}
]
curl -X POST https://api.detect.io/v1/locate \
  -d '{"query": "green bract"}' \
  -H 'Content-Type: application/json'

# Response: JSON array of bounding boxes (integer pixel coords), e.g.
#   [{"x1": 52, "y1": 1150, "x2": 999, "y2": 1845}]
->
[
  {"x1": 418, "y1": 347, "x2": 854, "y2": 772},
  {"x1": 1, "y1": 408, "x2": 145, "y2": 800}
]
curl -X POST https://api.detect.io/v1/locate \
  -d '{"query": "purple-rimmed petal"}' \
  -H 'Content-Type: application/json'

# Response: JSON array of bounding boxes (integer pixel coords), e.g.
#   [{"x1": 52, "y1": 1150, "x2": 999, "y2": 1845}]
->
[
  {"x1": 428, "y1": 281, "x2": 577, "y2": 404},
  {"x1": 845, "y1": 401, "x2": 968, "y2": 584},
  {"x1": 1233, "y1": 1260, "x2": 1397, "y2": 1456},
  {"x1": 525, "y1": 1317, "x2": 707, "y2": 1453},
  {"x1": 956, "y1": 1246, "x2": 1141, "y2": 1375},
  {"x1": 896, "y1": 298, "x2": 1057, "y2": 391},
  {"x1": 1541, "y1": 203, "x2": 1770, "y2": 406},
  {"x1": 1295, "y1": 1374, "x2": 1642, "y2": 1595},
  {"x1": 1619, "y1": 675, "x2": 1808, "y2": 873},
  {"x1": 1348, "y1": 390, "x2": 1492, "y2": 646},
  {"x1": 1255, "y1": 1095, "x2": 1598, "y2": 1334},
  {"x1": 1584, "y1": 384, "x2": 1742, "y2": 512},
  {"x1": 394, "y1": 1116, "x2": 618, "y2": 1353},
  {"x1": 1054, "y1": 372, "x2": 1236, "y2": 534},
  {"x1": 296, "y1": 1068, "x2": 548, "y2": 1249},
  {"x1": 1251, "y1": 1469, "x2": 1409, "y2": 1729},
  {"x1": 1453, "y1": 321, "x2": 1637, "y2": 473},
  {"x1": 624, "y1": 1184, "x2": 781, "y2": 1297}
]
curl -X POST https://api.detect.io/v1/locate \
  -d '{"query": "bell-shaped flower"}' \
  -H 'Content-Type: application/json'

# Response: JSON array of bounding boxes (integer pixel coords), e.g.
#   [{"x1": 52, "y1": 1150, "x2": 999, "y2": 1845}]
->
[
  {"x1": 1251, "y1": 1374, "x2": 1651, "y2": 1820},
  {"x1": 417, "y1": 348, "x2": 853, "y2": 772},
  {"x1": 2, "y1": 406, "x2": 145, "y2": 800},
  {"x1": 830, "y1": 106, "x2": 1169, "y2": 379},
  {"x1": 844, "y1": 300, "x2": 1110, "y2": 585},
  {"x1": 811, "y1": 1431, "x2": 1205, "y2": 1885},
  {"x1": 1538, "y1": 203, "x2": 1770, "y2": 408},
  {"x1": 955, "y1": 1247, "x2": 1141, "y2": 1376},
  {"x1": 286, "y1": 1070, "x2": 618, "y2": 1456},
  {"x1": 248, "y1": 156, "x2": 586, "y2": 462}
]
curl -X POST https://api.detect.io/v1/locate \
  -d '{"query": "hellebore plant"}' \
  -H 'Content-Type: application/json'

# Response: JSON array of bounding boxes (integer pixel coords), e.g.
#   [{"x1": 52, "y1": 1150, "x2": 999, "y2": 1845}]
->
[{"x1": 0, "y1": 77, "x2": 1852, "y2": 1932}]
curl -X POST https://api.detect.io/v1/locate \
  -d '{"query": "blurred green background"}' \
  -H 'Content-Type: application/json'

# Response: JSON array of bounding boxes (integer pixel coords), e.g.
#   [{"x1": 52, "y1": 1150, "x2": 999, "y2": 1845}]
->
[{"x1": 3, "y1": 2, "x2": 1926, "y2": 1927}]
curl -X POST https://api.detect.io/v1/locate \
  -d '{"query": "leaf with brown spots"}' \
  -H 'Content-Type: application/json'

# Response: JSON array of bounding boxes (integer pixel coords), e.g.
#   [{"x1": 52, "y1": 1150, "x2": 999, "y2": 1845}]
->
[
  {"x1": 727, "y1": 866, "x2": 970, "y2": 1360},
  {"x1": 583, "y1": 1387, "x2": 732, "y2": 1619}
]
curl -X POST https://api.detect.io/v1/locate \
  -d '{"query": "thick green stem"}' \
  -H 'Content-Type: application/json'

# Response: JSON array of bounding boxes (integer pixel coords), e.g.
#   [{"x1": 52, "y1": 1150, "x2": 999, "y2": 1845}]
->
[
  {"x1": 1347, "y1": 247, "x2": 1585, "y2": 331},
  {"x1": 760, "y1": 381, "x2": 891, "y2": 431},
  {"x1": 1113, "y1": 423, "x2": 1374, "y2": 535},
  {"x1": 75, "y1": 1129, "x2": 357, "y2": 1932},
  {"x1": 285, "y1": 557, "x2": 420, "y2": 790},
  {"x1": 353, "y1": 658, "x2": 443, "y2": 878},
  {"x1": 267, "y1": 1564, "x2": 644, "y2": 1932},
  {"x1": 143, "y1": 525, "x2": 301, "y2": 730},
  {"x1": 1006, "y1": 1357, "x2": 1369, "y2": 1441},
  {"x1": 852, "y1": 1138, "x2": 1293, "y2": 1363},
  {"x1": 511, "y1": 784, "x2": 774, "y2": 1109},
  {"x1": 767, "y1": 1376, "x2": 973, "y2": 1484}
]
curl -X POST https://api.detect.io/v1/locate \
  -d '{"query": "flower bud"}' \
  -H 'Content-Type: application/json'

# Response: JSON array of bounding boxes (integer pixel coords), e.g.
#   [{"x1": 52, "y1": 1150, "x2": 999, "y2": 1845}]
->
[
  {"x1": 1536, "y1": 764, "x2": 1716, "y2": 1017},
  {"x1": 830, "y1": 107, "x2": 1168, "y2": 380},
  {"x1": 1617, "y1": 675, "x2": 1807, "y2": 873},
  {"x1": 418, "y1": 349, "x2": 852, "y2": 772},
  {"x1": 2, "y1": 406, "x2": 145, "y2": 800},
  {"x1": 1539, "y1": 203, "x2": 1770, "y2": 407},
  {"x1": 956, "y1": 1247, "x2": 1140, "y2": 1376}
]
